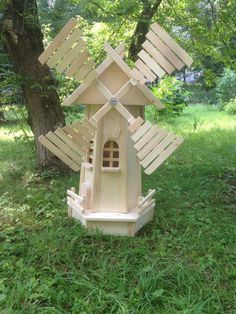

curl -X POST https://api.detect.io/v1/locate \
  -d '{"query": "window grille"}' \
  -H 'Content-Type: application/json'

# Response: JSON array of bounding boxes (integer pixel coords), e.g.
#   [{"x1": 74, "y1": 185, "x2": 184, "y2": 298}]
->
[{"x1": 103, "y1": 140, "x2": 119, "y2": 168}]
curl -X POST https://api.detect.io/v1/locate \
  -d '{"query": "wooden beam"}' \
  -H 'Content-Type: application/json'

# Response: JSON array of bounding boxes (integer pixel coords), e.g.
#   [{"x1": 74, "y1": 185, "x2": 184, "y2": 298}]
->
[
  {"x1": 38, "y1": 135, "x2": 80, "y2": 171},
  {"x1": 38, "y1": 18, "x2": 78, "y2": 65},
  {"x1": 151, "y1": 23, "x2": 193, "y2": 67}
]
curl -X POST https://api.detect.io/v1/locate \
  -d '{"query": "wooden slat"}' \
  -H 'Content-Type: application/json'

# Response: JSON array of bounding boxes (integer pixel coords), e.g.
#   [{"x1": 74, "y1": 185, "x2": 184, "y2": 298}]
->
[
  {"x1": 138, "y1": 189, "x2": 156, "y2": 207},
  {"x1": 130, "y1": 68, "x2": 146, "y2": 85},
  {"x1": 115, "y1": 102, "x2": 134, "y2": 122},
  {"x1": 47, "y1": 27, "x2": 82, "y2": 68},
  {"x1": 97, "y1": 42, "x2": 125, "y2": 76},
  {"x1": 141, "y1": 133, "x2": 176, "y2": 168},
  {"x1": 134, "y1": 59, "x2": 156, "y2": 82},
  {"x1": 56, "y1": 39, "x2": 86, "y2": 73},
  {"x1": 96, "y1": 80, "x2": 112, "y2": 100},
  {"x1": 138, "y1": 50, "x2": 166, "y2": 78},
  {"x1": 131, "y1": 121, "x2": 152, "y2": 142},
  {"x1": 104, "y1": 42, "x2": 132, "y2": 79},
  {"x1": 72, "y1": 122, "x2": 94, "y2": 141},
  {"x1": 38, "y1": 18, "x2": 78, "y2": 65},
  {"x1": 137, "y1": 129, "x2": 168, "y2": 160},
  {"x1": 91, "y1": 102, "x2": 111, "y2": 122},
  {"x1": 54, "y1": 128, "x2": 85, "y2": 156},
  {"x1": 82, "y1": 118, "x2": 97, "y2": 133},
  {"x1": 115, "y1": 80, "x2": 132, "y2": 99},
  {"x1": 145, "y1": 136, "x2": 184, "y2": 175},
  {"x1": 128, "y1": 116, "x2": 144, "y2": 133},
  {"x1": 134, "y1": 126, "x2": 159, "y2": 151},
  {"x1": 73, "y1": 60, "x2": 95, "y2": 82},
  {"x1": 46, "y1": 131, "x2": 82, "y2": 164},
  {"x1": 151, "y1": 23, "x2": 193, "y2": 67},
  {"x1": 63, "y1": 125, "x2": 90, "y2": 149},
  {"x1": 65, "y1": 49, "x2": 89, "y2": 77},
  {"x1": 142, "y1": 40, "x2": 175, "y2": 74},
  {"x1": 146, "y1": 31, "x2": 184, "y2": 70},
  {"x1": 136, "y1": 83, "x2": 165, "y2": 109},
  {"x1": 38, "y1": 135, "x2": 80, "y2": 171}
]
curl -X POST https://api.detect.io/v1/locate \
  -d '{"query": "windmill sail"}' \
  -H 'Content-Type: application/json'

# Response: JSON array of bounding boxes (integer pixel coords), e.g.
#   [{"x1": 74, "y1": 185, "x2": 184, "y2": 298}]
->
[{"x1": 130, "y1": 22, "x2": 193, "y2": 84}]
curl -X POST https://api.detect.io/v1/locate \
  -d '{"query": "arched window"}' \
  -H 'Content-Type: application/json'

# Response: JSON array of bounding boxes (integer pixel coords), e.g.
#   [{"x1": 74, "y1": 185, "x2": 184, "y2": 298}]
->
[{"x1": 103, "y1": 140, "x2": 119, "y2": 168}]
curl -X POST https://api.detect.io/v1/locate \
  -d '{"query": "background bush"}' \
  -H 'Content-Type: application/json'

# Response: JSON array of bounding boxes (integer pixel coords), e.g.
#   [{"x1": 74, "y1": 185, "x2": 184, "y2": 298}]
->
[
  {"x1": 151, "y1": 76, "x2": 191, "y2": 118},
  {"x1": 215, "y1": 68, "x2": 236, "y2": 105},
  {"x1": 224, "y1": 98, "x2": 236, "y2": 115}
]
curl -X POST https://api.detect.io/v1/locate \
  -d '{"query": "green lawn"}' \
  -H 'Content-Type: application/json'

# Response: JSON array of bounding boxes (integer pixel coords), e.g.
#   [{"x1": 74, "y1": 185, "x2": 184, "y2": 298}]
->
[{"x1": 0, "y1": 105, "x2": 236, "y2": 313}]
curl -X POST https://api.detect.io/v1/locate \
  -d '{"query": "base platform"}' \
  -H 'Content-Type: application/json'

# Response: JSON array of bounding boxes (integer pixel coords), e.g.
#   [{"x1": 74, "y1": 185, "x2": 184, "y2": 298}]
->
[{"x1": 68, "y1": 200, "x2": 155, "y2": 237}]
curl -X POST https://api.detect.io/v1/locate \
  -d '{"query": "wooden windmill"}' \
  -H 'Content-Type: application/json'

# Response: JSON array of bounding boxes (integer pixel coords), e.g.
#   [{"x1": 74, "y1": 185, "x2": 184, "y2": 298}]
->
[{"x1": 38, "y1": 18, "x2": 192, "y2": 236}]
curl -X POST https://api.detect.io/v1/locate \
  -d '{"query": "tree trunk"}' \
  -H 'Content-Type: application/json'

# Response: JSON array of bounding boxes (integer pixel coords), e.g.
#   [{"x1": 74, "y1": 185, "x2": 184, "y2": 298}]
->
[
  {"x1": 0, "y1": 0, "x2": 65, "y2": 168},
  {"x1": 128, "y1": 0, "x2": 163, "y2": 61}
]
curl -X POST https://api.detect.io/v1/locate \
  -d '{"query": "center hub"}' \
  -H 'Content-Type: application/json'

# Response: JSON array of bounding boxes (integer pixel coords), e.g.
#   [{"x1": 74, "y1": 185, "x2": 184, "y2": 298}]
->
[{"x1": 109, "y1": 97, "x2": 118, "y2": 106}]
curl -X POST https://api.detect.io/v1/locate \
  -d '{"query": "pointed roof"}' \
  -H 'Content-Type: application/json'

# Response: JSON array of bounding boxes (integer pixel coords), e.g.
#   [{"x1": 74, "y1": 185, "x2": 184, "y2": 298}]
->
[{"x1": 62, "y1": 43, "x2": 164, "y2": 108}]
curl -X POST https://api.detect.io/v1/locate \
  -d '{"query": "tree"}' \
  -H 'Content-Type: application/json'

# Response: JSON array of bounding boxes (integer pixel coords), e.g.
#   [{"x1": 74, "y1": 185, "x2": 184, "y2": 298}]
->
[
  {"x1": 128, "y1": 0, "x2": 163, "y2": 60},
  {"x1": 0, "y1": 0, "x2": 65, "y2": 168}
]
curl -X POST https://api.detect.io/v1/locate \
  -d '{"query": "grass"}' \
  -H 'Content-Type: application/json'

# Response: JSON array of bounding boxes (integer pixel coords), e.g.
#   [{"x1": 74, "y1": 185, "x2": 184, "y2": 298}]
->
[{"x1": 0, "y1": 105, "x2": 236, "y2": 313}]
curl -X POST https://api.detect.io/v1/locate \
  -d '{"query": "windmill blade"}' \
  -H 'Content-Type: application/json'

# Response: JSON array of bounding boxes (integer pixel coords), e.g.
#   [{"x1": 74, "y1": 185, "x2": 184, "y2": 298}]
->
[
  {"x1": 131, "y1": 22, "x2": 193, "y2": 84},
  {"x1": 129, "y1": 118, "x2": 184, "y2": 175},
  {"x1": 38, "y1": 118, "x2": 96, "y2": 171},
  {"x1": 38, "y1": 18, "x2": 97, "y2": 83}
]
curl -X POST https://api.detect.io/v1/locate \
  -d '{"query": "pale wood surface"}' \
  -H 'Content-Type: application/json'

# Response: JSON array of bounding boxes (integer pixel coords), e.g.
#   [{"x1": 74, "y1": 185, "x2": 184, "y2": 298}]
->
[
  {"x1": 38, "y1": 135, "x2": 80, "y2": 171},
  {"x1": 138, "y1": 50, "x2": 166, "y2": 78},
  {"x1": 141, "y1": 133, "x2": 176, "y2": 168},
  {"x1": 130, "y1": 68, "x2": 146, "y2": 85},
  {"x1": 56, "y1": 38, "x2": 86, "y2": 73},
  {"x1": 73, "y1": 60, "x2": 95, "y2": 81},
  {"x1": 146, "y1": 30, "x2": 184, "y2": 70},
  {"x1": 55, "y1": 128, "x2": 85, "y2": 156},
  {"x1": 131, "y1": 121, "x2": 152, "y2": 142},
  {"x1": 63, "y1": 125, "x2": 90, "y2": 149},
  {"x1": 46, "y1": 131, "x2": 82, "y2": 164},
  {"x1": 128, "y1": 116, "x2": 144, "y2": 133},
  {"x1": 145, "y1": 136, "x2": 184, "y2": 175},
  {"x1": 134, "y1": 59, "x2": 156, "y2": 82},
  {"x1": 65, "y1": 49, "x2": 89, "y2": 77},
  {"x1": 104, "y1": 43, "x2": 132, "y2": 79},
  {"x1": 151, "y1": 23, "x2": 193, "y2": 67},
  {"x1": 142, "y1": 40, "x2": 175, "y2": 74},
  {"x1": 134, "y1": 125, "x2": 159, "y2": 151},
  {"x1": 137, "y1": 129, "x2": 168, "y2": 160},
  {"x1": 38, "y1": 18, "x2": 78, "y2": 65},
  {"x1": 47, "y1": 27, "x2": 82, "y2": 68}
]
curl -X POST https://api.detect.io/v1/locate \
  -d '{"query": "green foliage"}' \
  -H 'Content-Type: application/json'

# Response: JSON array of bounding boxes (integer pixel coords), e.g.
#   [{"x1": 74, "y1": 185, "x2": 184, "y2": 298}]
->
[
  {"x1": 224, "y1": 98, "x2": 236, "y2": 115},
  {"x1": 1, "y1": 105, "x2": 236, "y2": 312},
  {"x1": 151, "y1": 76, "x2": 191, "y2": 117},
  {"x1": 216, "y1": 68, "x2": 236, "y2": 105}
]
